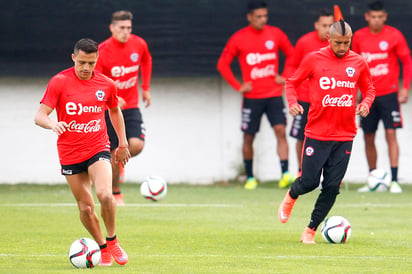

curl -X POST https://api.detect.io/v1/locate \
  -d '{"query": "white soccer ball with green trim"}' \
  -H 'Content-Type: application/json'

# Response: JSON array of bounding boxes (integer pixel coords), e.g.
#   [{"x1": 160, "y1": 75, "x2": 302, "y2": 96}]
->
[
  {"x1": 367, "y1": 169, "x2": 390, "y2": 192},
  {"x1": 321, "y1": 216, "x2": 352, "y2": 244},
  {"x1": 68, "y1": 237, "x2": 101, "y2": 268}
]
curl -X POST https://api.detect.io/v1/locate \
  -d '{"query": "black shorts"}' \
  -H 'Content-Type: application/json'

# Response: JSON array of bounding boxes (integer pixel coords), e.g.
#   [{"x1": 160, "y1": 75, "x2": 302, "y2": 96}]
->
[
  {"x1": 61, "y1": 151, "x2": 111, "y2": 175},
  {"x1": 301, "y1": 137, "x2": 353, "y2": 189},
  {"x1": 241, "y1": 96, "x2": 287, "y2": 134},
  {"x1": 360, "y1": 92, "x2": 402, "y2": 133},
  {"x1": 105, "y1": 108, "x2": 146, "y2": 151},
  {"x1": 289, "y1": 101, "x2": 310, "y2": 140}
]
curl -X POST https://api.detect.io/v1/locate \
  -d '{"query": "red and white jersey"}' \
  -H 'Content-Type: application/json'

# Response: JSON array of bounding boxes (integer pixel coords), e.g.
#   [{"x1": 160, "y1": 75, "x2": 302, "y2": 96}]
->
[
  {"x1": 352, "y1": 25, "x2": 412, "y2": 96},
  {"x1": 286, "y1": 47, "x2": 376, "y2": 141},
  {"x1": 41, "y1": 67, "x2": 118, "y2": 165},
  {"x1": 217, "y1": 25, "x2": 294, "y2": 99},
  {"x1": 95, "y1": 34, "x2": 152, "y2": 109},
  {"x1": 291, "y1": 31, "x2": 330, "y2": 102}
]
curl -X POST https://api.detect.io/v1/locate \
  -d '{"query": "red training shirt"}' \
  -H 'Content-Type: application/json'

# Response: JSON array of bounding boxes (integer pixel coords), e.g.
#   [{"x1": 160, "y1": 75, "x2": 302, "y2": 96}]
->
[
  {"x1": 217, "y1": 25, "x2": 294, "y2": 99},
  {"x1": 95, "y1": 34, "x2": 152, "y2": 109},
  {"x1": 352, "y1": 25, "x2": 412, "y2": 96},
  {"x1": 286, "y1": 47, "x2": 376, "y2": 141},
  {"x1": 41, "y1": 67, "x2": 118, "y2": 165},
  {"x1": 290, "y1": 31, "x2": 330, "y2": 102}
]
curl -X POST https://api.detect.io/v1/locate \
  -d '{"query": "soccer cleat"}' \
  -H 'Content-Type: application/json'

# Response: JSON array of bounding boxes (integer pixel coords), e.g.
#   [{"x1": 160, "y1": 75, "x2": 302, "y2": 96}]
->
[
  {"x1": 119, "y1": 163, "x2": 125, "y2": 183},
  {"x1": 107, "y1": 237, "x2": 129, "y2": 265},
  {"x1": 98, "y1": 247, "x2": 113, "y2": 267},
  {"x1": 113, "y1": 193, "x2": 125, "y2": 206},
  {"x1": 278, "y1": 190, "x2": 297, "y2": 223},
  {"x1": 244, "y1": 177, "x2": 258, "y2": 190},
  {"x1": 357, "y1": 185, "x2": 371, "y2": 193},
  {"x1": 301, "y1": 227, "x2": 316, "y2": 244},
  {"x1": 389, "y1": 181, "x2": 402, "y2": 193},
  {"x1": 279, "y1": 172, "x2": 294, "y2": 189}
]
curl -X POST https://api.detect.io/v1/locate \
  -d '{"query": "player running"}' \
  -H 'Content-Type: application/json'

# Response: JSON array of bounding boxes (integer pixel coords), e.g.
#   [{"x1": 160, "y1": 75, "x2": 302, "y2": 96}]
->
[
  {"x1": 95, "y1": 10, "x2": 152, "y2": 205},
  {"x1": 278, "y1": 20, "x2": 376, "y2": 244},
  {"x1": 289, "y1": 9, "x2": 334, "y2": 177},
  {"x1": 217, "y1": 0, "x2": 295, "y2": 190},
  {"x1": 352, "y1": 0, "x2": 412, "y2": 193},
  {"x1": 34, "y1": 38, "x2": 130, "y2": 265}
]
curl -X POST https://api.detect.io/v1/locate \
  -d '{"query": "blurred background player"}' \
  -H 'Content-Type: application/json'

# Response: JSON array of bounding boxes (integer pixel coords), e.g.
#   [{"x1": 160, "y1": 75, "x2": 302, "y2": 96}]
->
[
  {"x1": 95, "y1": 10, "x2": 153, "y2": 204},
  {"x1": 289, "y1": 9, "x2": 334, "y2": 177},
  {"x1": 279, "y1": 20, "x2": 375, "y2": 244},
  {"x1": 34, "y1": 38, "x2": 130, "y2": 266},
  {"x1": 217, "y1": 0, "x2": 295, "y2": 189},
  {"x1": 352, "y1": 1, "x2": 412, "y2": 193}
]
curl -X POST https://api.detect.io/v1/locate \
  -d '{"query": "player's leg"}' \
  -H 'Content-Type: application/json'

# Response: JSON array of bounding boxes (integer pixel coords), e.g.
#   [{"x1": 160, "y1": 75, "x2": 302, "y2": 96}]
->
[
  {"x1": 381, "y1": 92, "x2": 403, "y2": 192},
  {"x1": 278, "y1": 137, "x2": 327, "y2": 224},
  {"x1": 302, "y1": 140, "x2": 352, "y2": 244},
  {"x1": 88, "y1": 152, "x2": 128, "y2": 265},
  {"x1": 266, "y1": 97, "x2": 292, "y2": 188},
  {"x1": 241, "y1": 98, "x2": 263, "y2": 189},
  {"x1": 66, "y1": 172, "x2": 105, "y2": 246}
]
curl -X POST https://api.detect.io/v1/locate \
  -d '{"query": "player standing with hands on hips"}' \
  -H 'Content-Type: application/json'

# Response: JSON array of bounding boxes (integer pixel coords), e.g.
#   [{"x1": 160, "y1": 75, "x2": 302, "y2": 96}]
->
[
  {"x1": 278, "y1": 20, "x2": 376, "y2": 244},
  {"x1": 95, "y1": 10, "x2": 152, "y2": 205},
  {"x1": 352, "y1": 1, "x2": 412, "y2": 193},
  {"x1": 217, "y1": 1, "x2": 295, "y2": 190},
  {"x1": 34, "y1": 38, "x2": 130, "y2": 266},
  {"x1": 289, "y1": 9, "x2": 334, "y2": 177}
]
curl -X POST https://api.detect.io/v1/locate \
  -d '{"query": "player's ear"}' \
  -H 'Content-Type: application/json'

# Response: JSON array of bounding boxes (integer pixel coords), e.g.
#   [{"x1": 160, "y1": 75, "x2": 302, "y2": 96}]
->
[{"x1": 71, "y1": 53, "x2": 76, "y2": 63}]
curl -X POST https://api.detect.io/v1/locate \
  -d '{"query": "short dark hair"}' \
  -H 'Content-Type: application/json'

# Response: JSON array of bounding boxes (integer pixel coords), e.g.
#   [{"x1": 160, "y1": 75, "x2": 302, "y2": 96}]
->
[
  {"x1": 111, "y1": 10, "x2": 133, "y2": 23},
  {"x1": 73, "y1": 38, "x2": 98, "y2": 55},
  {"x1": 316, "y1": 8, "x2": 333, "y2": 21},
  {"x1": 247, "y1": 1, "x2": 267, "y2": 13},
  {"x1": 368, "y1": 0, "x2": 385, "y2": 11}
]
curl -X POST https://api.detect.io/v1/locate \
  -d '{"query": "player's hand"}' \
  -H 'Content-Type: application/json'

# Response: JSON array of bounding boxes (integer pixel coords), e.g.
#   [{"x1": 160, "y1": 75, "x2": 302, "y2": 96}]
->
[
  {"x1": 289, "y1": 103, "x2": 304, "y2": 117},
  {"x1": 398, "y1": 88, "x2": 409, "y2": 104},
  {"x1": 118, "y1": 96, "x2": 126, "y2": 109},
  {"x1": 356, "y1": 103, "x2": 369, "y2": 117},
  {"x1": 52, "y1": 121, "x2": 68, "y2": 136},
  {"x1": 142, "y1": 90, "x2": 151, "y2": 107},
  {"x1": 114, "y1": 146, "x2": 131, "y2": 167},
  {"x1": 275, "y1": 74, "x2": 286, "y2": 85},
  {"x1": 238, "y1": 82, "x2": 252, "y2": 93}
]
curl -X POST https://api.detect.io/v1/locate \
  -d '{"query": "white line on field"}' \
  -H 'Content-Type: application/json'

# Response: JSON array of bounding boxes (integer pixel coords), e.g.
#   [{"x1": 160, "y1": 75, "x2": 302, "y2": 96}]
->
[
  {"x1": 0, "y1": 253, "x2": 410, "y2": 261},
  {"x1": 0, "y1": 203, "x2": 242, "y2": 208}
]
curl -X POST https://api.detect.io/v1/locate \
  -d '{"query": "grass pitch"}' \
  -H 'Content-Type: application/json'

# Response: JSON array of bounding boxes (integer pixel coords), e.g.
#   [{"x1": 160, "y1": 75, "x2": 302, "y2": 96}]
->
[{"x1": 1, "y1": 182, "x2": 412, "y2": 273}]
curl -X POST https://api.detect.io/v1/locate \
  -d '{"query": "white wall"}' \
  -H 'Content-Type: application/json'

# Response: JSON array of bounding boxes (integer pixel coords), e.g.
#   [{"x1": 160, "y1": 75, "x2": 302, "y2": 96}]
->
[{"x1": 1, "y1": 77, "x2": 411, "y2": 184}]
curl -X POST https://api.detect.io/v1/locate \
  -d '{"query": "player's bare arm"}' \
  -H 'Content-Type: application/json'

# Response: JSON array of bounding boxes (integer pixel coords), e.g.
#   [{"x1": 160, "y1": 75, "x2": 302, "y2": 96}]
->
[
  {"x1": 34, "y1": 103, "x2": 68, "y2": 135},
  {"x1": 275, "y1": 74, "x2": 286, "y2": 85},
  {"x1": 142, "y1": 90, "x2": 151, "y2": 107},
  {"x1": 398, "y1": 87, "x2": 409, "y2": 104},
  {"x1": 117, "y1": 96, "x2": 127, "y2": 109},
  {"x1": 356, "y1": 103, "x2": 370, "y2": 118},
  {"x1": 238, "y1": 82, "x2": 252, "y2": 93},
  {"x1": 288, "y1": 103, "x2": 304, "y2": 117}
]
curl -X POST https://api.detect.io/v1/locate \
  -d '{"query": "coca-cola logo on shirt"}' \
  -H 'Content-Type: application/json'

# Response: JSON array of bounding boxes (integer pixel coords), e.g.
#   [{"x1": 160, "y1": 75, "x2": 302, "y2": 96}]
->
[
  {"x1": 370, "y1": 63, "x2": 389, "y2": 76},
  {"x1": 67, "y1": 119, "x2": 102, "y2": 133},
  {"x1": 66, "y1": 102, "x2": 103, "y2": 115},
  {"x1": 319, "y1": 77, "x2": 356, "y2": 90},
  {"x1": 246, "y1": 52, "x2": 277, "y2": 66},
  {"x1": 250, "y1": 65, "x2": 275, "y2": 80},
  {"x1": 322, "y1": 94, "x2": 353, "y2": 107}
]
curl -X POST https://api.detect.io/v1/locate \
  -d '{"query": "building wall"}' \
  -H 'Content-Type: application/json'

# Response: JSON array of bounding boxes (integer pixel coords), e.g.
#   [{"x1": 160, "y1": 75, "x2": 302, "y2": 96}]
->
[{"x1": 1, "y1": 77, "x2": 411, "y2": 184}]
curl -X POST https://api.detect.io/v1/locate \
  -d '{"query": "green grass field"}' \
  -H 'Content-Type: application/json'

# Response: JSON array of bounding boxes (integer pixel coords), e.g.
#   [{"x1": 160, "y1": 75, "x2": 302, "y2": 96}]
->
[{"x1": 1, "y1": 182, "x2": 412, "y2": 273}]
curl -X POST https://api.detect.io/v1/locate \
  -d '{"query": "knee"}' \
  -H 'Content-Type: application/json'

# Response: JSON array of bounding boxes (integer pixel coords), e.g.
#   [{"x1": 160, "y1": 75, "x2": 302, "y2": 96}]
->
[
  {"x1": 78, "y1": 202, "x2": 94, "y2": 219},
  {"x1": 96, "y1": 191, "x2": 114, "y2": 207},
  {"x1": 292, "y1": 177, "x2": 319, "y2": 195},
  {"x1": 129, "y1": 140, "x2": 144, "y2": 157},
  {"x1": 321, "y1": 184, "x2": 340, "y2": 195}
]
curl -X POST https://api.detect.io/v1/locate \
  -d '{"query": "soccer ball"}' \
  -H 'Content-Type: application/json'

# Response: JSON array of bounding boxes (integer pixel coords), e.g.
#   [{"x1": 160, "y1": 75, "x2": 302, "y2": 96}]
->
[
  {"x1": 140, "y1": 176, "x2": 167, "y2": 201},
  {"x1": 321, "y1": 216, "x2": 352, "y2": 244},
  {"x1": 68, "y1": 238, "x2": 101, "y2": 268},
  {"x1": 367, "y1": 169, "x2": 391, "y2": 192}
]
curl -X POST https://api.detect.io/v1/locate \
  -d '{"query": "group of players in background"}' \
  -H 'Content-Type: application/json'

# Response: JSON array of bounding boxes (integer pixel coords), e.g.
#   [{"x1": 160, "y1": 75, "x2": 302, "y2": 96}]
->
[{"x1": 34, "y1": 0, "x2": 412, "y2": 264}]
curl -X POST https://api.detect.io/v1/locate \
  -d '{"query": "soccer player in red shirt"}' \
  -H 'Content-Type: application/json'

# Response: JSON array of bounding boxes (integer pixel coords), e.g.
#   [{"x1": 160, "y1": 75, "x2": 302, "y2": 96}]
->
[
  {"x1": 289, "y1": 9, "x2": 334, "y2": 177},
  {"x1": 34, "y1": 38, "x2": 131, "y2": 265},
  {"x1": 217, "y1": 1, "x2": 295, "y2": 190},
  {"x1": 278, "y1": 20, "x2": 376, "y2": 244},
  {"x1": 95, "y1": 10, "x2": 153, "y2": 205},
  {"x1": 352, "y1": 1, "x2": 412, "y2": 193}
]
